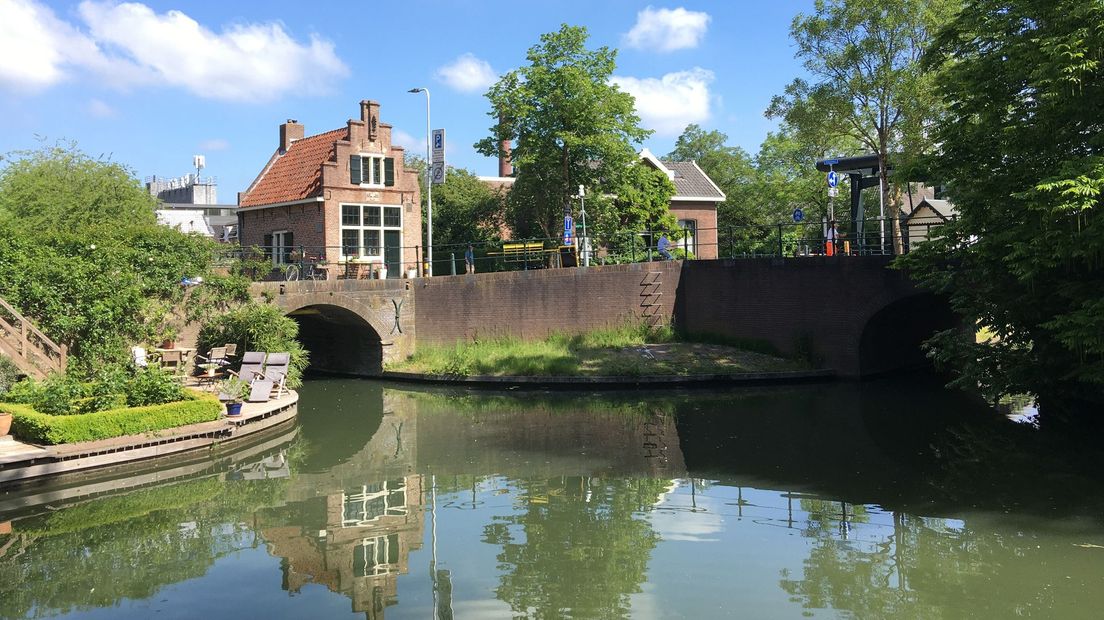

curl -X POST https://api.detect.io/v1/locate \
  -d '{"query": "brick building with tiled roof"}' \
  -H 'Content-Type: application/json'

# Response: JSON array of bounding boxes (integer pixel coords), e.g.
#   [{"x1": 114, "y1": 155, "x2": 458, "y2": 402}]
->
[
  {"x1": 479, "y1": 147, "x2": 725, "y2": 259},
  {"x1": 238, "y1": 100, "x2": 422, "y2": 278}
]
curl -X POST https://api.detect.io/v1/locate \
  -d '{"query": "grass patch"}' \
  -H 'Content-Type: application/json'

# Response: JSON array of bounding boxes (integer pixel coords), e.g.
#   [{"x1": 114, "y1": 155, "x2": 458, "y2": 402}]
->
[
  {"x1": 2, "y1": 390, "x2": 223, "y2": 445},
  {"x1": 389, "y1": 323, "x2": 803, "y2": 377}
]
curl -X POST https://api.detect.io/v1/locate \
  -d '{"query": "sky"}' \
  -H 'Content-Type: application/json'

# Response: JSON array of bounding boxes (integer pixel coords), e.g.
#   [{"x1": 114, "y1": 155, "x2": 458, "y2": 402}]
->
[{"x1": 0, "y1": 0, "x2": 816, "y2": 201}]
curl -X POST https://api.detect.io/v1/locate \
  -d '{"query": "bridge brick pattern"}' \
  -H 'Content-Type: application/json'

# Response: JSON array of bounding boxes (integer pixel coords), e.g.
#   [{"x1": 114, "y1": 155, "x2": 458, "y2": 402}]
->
[
  {"x1": 259, "y1": 257, "x2": 952, "y2": 378},
  {"x1": 412, "y1": 261, "x2": 684, "y2": 346}
]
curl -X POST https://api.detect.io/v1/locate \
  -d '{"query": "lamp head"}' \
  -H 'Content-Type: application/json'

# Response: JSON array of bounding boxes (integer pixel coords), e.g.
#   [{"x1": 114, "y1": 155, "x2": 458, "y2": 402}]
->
[{"x1": 408, "y1": 88, "x2": 424, "y2": 93}]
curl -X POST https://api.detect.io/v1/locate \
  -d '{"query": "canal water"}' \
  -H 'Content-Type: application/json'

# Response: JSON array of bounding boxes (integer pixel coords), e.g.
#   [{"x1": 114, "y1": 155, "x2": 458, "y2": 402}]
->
[{"x1": 2, "y1": 377, "x2": 1103, "y2": 619}]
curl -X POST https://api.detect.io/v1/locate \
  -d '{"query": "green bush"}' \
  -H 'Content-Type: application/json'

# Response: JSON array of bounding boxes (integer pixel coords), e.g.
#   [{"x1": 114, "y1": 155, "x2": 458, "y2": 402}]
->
[
  {"x1": 126, "y1": 366, "x2": 186, "y2": 406},
  {"x1": 198, "y1": 302, "x2": 309, "y2": 389},
  {"x1": 3, "y1": 391, "x2": 222, "y2": 444},
  {"x1": 35, "y1": 375, "x2": 87, "y2": 415},
  {"x1": 2, "y1": 378, "x2": 42, "y2": 404},
  {"x1": 0, "y1": 355, "x2": 23, "y2": 396}
]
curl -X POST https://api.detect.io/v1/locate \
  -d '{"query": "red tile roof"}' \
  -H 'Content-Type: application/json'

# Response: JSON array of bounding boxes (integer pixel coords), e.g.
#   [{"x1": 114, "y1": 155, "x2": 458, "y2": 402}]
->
[{"x1": 239, "y1": 127, "x2": 347, "y2": 207}]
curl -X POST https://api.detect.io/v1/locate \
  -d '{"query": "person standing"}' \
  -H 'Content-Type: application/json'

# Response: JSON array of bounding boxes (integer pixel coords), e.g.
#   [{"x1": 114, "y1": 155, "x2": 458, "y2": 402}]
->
[
  {"x1": 826, "y1": 220, "x2": 843, "y2": 256},
  {"x1": 657, "y1": 233, "x2": 673, "y2": 260},
  {"x1": 464, "y1": 244, "x2": 476, "y2": 274}
]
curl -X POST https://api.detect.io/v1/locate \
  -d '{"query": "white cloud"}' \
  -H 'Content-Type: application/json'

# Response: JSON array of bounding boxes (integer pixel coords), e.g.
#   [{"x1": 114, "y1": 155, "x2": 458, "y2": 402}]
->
[
  {"x1": 391, "y1": 129, "x2": 426, "y2": 156},
  {"x1": 0, "y1": 0, "x2": 349, "y2": 101},
  {"x1": 0, "y1": 0, "x2": 106, "y2": 92},
  {"x1": 198, "y1": 138, "x2": 230, "y2": 151},
  {"x1": 77, "y1": 1, "x2": 349, "y2": 101},
  {"x1": 623, "y1": 6, "x2": 711, "y2": 52},
  {"x1": 612, "y1": 68, "x2": 714, "y2": 136},
  {"x1": 86, "y1": 98, "x2": 116, "y2": 117},
  {"x1": 435, "y1": 53, "x2": 497, "y2": 93}
]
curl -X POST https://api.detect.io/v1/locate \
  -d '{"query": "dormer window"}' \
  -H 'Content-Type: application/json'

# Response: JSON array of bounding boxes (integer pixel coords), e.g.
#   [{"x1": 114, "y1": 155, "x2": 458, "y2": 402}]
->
[{"x1": 350, "y1": 155, "x2": 395, "y2": 187}]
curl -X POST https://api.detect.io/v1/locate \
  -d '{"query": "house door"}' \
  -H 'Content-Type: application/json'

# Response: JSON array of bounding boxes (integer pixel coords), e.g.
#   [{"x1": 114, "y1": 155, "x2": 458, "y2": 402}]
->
[{"x1": 384, "y1": 230, "x2": 401, "y2": 278}]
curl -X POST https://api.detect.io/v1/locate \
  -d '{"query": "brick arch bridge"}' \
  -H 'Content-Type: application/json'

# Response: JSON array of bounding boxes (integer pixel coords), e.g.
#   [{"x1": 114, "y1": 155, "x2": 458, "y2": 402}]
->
[{"x1": 256, "y1": 257, "x2": 956, "y2": 378}]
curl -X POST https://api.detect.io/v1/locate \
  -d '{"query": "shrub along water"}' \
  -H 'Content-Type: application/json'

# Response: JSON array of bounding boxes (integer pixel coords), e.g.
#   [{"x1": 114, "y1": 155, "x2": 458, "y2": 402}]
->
[{"x1": 3, "y1": 391, "x2": 222, "y2": 444}]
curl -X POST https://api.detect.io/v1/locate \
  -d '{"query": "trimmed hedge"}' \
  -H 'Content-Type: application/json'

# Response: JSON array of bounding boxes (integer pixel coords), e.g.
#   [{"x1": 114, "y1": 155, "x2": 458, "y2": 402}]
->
[{"x1": 1, "y1": 391, "x2": 223, "y2": 445}]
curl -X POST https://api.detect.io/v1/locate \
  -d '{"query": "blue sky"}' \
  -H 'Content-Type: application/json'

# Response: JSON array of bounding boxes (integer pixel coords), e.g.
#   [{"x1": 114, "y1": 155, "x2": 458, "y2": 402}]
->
[{"x1": 0, "y1": 1, "x2": 814, "y2": 200}]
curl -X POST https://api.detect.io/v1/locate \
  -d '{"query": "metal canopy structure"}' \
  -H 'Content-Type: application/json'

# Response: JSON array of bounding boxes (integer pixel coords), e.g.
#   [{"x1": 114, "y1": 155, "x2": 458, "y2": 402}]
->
[{"x1": 816, "y1": 155, "x2": 892, "y2": 243}]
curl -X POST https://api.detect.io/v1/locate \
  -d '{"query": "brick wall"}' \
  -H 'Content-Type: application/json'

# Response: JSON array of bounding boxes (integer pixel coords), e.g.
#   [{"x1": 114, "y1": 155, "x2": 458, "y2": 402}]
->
[
  {"x1": 673, "y1": 257, "x2": 938, "y2": 376},
  {"x1": 413, "y1": 261, "x2": 683, "y2": 345}
]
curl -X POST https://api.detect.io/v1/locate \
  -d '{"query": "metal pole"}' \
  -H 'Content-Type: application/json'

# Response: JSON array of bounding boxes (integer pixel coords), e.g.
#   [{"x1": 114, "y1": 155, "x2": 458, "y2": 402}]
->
[
  {"x1": 450, "y1": 252, "x2": 456, "y2": 276},
  {"x1": 409, "y1": 88, "x2": 432, "y2": 276},
  {"x1": 777, "y1": 224, "x2": 783, "y2": 257},
  {"x1": 878, "y1": 170, "x2": 885, "y2": 253}
]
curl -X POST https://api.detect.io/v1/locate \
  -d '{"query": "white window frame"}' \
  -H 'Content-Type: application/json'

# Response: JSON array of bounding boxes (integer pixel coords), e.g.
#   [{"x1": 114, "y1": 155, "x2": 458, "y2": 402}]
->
[
  {"x1": 677, "y1": 219, "x2": 697, "y2": 256},
  {"x1": 341, "y1": 480, "x2": 408, "y2": 527},
  {"x1": 272, "y1": 230, "x2": 292, "y2": 266},
  {"x1": 358, "y1": 154, "x2": 387, "y2": 187},
  {"x1": 340, "y1": 203, "x2": 403, "y2": 261}
]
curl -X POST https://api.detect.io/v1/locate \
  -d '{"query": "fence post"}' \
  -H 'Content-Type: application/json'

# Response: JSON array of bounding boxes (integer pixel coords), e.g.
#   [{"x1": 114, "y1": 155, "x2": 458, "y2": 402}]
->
[
  {"x1": 647, "y1": 228, "x2": 653, "y2": 262},
  {"x1": 450, "y1": 253, "x2": 457, "y2": 276},
  {"x1": 777, "y1": 224, "x2": 784, "y2": 257}
]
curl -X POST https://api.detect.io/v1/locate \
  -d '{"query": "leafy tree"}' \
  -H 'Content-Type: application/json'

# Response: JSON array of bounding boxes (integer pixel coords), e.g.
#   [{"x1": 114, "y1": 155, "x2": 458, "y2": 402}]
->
[
  {"x1": 427, "y1": 167, "x2": 505, "y2": 252},
  {"x1": 0, "y1": 144, "x2": 249, "y2": 375},
  {"x1": 900, "y1": 0, "x2": 1104, "y2": 417},
  {"x1": 197, "y1": 303, "x2": 309, "y2": 389},
  {"x1": 767, "y1": 0, "x2": 957, "y2": 252},
  {"x1": 475, "y1": 25, "x2": 653, "y2": 239},
  {"x1": 587, "y1": 162, "x2": 677, "y2": 258},
  {"x1": 666, "y1": 124, "x2": 759, "y2": 231}
]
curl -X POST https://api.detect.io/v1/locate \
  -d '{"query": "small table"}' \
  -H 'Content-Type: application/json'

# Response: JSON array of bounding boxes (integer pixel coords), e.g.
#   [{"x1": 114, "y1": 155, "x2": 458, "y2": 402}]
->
[{"x1": 197, "y1": 370, "x2": 226, "y2": 391}]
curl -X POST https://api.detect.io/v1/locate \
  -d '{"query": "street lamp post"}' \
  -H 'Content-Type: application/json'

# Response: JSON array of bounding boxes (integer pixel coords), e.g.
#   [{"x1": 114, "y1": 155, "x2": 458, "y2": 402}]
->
[
  {"x1": 577, "y1": 185, "x2": 589, "y2": 267},
  {"x1": 409, "y1": 88, "x2": 432, "y2": 276}
]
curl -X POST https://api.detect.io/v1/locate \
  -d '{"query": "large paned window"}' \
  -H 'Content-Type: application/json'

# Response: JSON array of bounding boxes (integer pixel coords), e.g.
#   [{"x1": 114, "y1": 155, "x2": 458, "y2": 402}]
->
[
  {"x1": 349, "y1": 155, "x2": 395, "y2": 187},
  {"x1": 353, "y1": 534, "x2": 400, "y2": 577},
  {"x1": 341, "y1": 204, "x2": 402, "y2": 259},
  {"x1": 263, "y1": 230, "x2": 293, "y2": 266},
  {"x1": 342, "y1": 480, "x2": 408, "y2": 527},
  {"x1": 677, "y1": 219, "x2": 697, "y2": 256}
]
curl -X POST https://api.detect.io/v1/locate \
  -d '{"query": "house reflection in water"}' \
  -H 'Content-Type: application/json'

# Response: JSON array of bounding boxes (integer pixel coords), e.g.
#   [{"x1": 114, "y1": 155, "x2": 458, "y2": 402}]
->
[{"x1": 262, "y1": 476, "x2": 424, "y2": 618}]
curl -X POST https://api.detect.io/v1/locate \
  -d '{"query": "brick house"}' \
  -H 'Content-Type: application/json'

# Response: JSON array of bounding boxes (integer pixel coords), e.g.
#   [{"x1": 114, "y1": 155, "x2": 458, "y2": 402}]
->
[
  {"x1": 238, "y1": 100, "x2": 422, "y2": 278},
  {"x1": 479, "y1": 147, "x2": 725, "y2": 259}
]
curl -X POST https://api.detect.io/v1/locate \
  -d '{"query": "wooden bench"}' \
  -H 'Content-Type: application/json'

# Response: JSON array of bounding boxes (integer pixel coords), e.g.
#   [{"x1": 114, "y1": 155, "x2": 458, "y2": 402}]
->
[{"x1": 494, "y1": 242, "x2": 546, "y2": 263}]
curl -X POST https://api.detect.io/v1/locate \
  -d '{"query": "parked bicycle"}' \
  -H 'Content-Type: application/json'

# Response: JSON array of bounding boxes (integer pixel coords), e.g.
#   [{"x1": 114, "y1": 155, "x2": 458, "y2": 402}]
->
[{"x1": 285, "y1": 251, "x2": 326, "y2": 282}]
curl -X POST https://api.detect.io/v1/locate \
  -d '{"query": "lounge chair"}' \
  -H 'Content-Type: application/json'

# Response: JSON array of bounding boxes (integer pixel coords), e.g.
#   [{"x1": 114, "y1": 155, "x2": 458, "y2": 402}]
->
[
  {"x1": 229, "y1": 351, "x2": 266, "y2": 382},
  {"x1": 246, "y1": 380, "x2": 274, "y2": 403},
  {"x1": 131, "y1": 346, "x2": 149, "y2": 369},
  {"x1": 260, "y1": 352, "x2": 290, "y2": 397},
  {"x1": 223, "y1": 343, "x2": 238, "y2": 359}
]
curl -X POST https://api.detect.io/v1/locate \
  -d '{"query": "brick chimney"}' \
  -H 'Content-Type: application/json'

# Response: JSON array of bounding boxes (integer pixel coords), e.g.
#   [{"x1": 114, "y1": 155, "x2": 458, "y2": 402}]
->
[
  {"x1": 360, "y1": 100, "x2": 381, "y2": 140},
  {"x1": 498, "y1": 113, "x2": 513, "y2": 177},
  {"x1": 280, "y1": 119, "x2": 304, "y2": 153}
]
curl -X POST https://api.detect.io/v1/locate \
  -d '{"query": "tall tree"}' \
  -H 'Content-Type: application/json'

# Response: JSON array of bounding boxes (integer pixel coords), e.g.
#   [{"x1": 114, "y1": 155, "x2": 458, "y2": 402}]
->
[
  {"x1": 901, "y1": 0, "x2": 1104, "y2": 418},
  {"x1": 429, "y1": 167, "x2": 506, "y2": 250},
  {"x1": 667, "y1": 124, "x2": 758, "y2": 225},
  {"x1": 475, "y1": 25, "x2": 653, "y2": 238},
  {"x1": 767, "y1": 0, "x2": 957, "y2": 252}
]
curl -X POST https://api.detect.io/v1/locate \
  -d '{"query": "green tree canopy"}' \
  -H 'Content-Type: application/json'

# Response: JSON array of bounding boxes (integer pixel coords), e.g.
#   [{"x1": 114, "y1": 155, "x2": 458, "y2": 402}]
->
[
  {"x1": 767, "y1": 0, "x2": 957, "y2": 251},
  {"x1": 475, "y1": 24, "x2": 653, "y2": 238},
  {"x1": 901, "y1": 0, "x2": 1104, "y2": 417},
  {"x1": 428, "y1": 167, "x2": 505, "y2": 250}
]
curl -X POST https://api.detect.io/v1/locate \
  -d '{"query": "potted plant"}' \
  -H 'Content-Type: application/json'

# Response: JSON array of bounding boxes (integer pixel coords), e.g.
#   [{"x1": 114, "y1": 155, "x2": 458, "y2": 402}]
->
[
  {"x1": 0, "y1": 410, "x2": 11, "y2": 437},
  {"x1": 218, "y1": 376, "x2": 251, "y2": 416}
]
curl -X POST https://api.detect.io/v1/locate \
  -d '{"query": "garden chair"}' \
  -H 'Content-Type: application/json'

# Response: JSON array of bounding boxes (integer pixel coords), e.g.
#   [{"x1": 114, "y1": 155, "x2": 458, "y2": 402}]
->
[
  {"x1": 260, "y1": 352, "x2": 290, "y2": 397},
  {"x1": 223, "y1": 343, "x2": 238, "y2": 359},
  {"x1": 195, "y1": 346, "x2": 228, "y2": 371},
  {"x1": 246, "y1": 380, "x2": 274, "y2": 403},
  {"x1": 229, "y1": 351, "x2": 266, "y2": 383},
  {"x1": 131, "y1": 346, "x2": 149, "y2": 369},
  {"x1": 158, "y1": 349, "x2": 187, "y2": 382}
]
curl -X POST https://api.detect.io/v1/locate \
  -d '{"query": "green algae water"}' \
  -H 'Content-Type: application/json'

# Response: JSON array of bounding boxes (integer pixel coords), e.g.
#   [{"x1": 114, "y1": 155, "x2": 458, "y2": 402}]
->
[{"x1": 2, "y1": 377, "x2": 1103, "y2": 619}]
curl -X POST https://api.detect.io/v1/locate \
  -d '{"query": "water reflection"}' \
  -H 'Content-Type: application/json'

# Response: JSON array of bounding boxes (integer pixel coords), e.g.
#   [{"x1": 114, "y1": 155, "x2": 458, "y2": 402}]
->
[{"x1": 1, "y1": 377, "x2": 1103, "y2": 619}]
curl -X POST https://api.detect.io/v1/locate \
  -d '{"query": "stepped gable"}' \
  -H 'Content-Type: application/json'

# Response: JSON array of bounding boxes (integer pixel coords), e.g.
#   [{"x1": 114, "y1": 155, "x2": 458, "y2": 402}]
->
[{"x1": 240, "y1": 127, "x2": 347, "y2": 207}]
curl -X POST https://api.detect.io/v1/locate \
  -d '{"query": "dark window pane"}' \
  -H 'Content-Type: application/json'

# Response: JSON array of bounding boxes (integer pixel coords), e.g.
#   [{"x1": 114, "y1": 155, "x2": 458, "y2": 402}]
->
[
  {"x1": 371, "y1": 157, "x2": 382, "y2": 184},
  {"x1": 364, "y1": 206, "x2": 381, "y2": 227},
  {"x1": 364, "y1": 230, "x2": 380, "y2": 255},
  {"x1": 342, "y1": 205, "x2": 360, "y2": 226},
  {"x1": 383, "y1": 207, "x2": 401, "y2": 227},
  {"x1": 342, "y1": 230, "x2": 360, "y2": 257}
]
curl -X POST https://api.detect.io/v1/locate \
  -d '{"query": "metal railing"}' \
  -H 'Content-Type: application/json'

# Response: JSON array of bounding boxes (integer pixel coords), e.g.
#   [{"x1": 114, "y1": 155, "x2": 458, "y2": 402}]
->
[{"x1": 220, "y1": 216, "x2": 950, "y2": 281}]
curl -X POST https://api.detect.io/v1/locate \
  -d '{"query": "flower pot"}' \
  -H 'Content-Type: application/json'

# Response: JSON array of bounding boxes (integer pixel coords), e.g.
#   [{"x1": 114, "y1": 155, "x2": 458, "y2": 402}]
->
[
  {"x1": 0, "y1": 412, "x2": 11, "y2": 436},
  {"x1": 377, "y1": 266, "x2": 388, "y2": 280},
  {"x1": 161, "y1": 339, "x2": 176, "y2": 350},
  {"x1": 226, "y1": 402, "x2": 243, "y2": 416}
]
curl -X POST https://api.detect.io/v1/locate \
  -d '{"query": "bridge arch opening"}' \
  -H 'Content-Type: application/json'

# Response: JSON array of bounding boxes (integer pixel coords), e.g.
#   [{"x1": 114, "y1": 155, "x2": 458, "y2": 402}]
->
[
  {"x1": 859, "y1": 293, "x2": 959, "y2": 377},
  {"x1": 287, "y1": 304, "x2": 384, "y2": 376}
]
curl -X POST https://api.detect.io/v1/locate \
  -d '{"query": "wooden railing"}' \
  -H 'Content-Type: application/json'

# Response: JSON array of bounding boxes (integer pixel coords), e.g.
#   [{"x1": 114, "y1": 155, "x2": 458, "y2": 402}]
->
[{"x1": 0, "y1": 296, "x2": 67, "y2": 379}]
